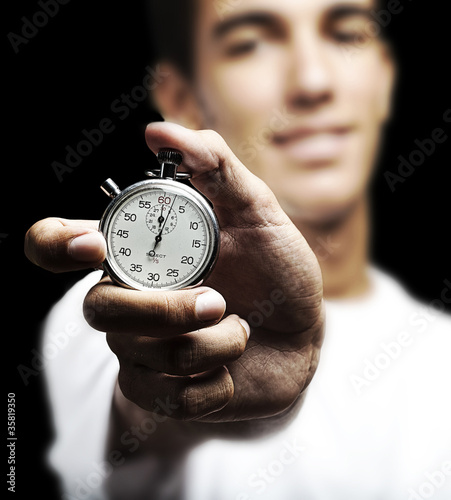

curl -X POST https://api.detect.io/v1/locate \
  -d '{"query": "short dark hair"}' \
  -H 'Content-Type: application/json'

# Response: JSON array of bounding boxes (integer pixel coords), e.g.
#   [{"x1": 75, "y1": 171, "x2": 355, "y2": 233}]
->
[{"x1": 146, "y1": 0, "x2": 198, "y2": 78}]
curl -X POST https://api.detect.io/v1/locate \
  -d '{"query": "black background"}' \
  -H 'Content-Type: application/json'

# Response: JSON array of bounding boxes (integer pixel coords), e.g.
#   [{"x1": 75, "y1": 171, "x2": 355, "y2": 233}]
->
[{"x1": 4, "y1": 1, "x2": 450, "y2": 499}]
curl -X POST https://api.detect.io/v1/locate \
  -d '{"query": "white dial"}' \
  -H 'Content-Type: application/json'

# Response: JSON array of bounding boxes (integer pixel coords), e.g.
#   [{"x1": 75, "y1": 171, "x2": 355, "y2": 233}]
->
[{"x1": 100, "y1": 179, "x2": 219, "y2": 291}]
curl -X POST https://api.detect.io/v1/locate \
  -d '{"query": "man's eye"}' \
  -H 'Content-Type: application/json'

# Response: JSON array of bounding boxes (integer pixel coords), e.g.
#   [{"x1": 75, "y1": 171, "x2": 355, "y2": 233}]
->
[
  {"x1": 225, "y1": 39, "x2": 258, "y2": 57},
  {"x1": 332, "y1": 30, "x2": 361, "y2": 43},
  {"x1": 329, "y1": 16, "x2": 375, "y2": 45}
]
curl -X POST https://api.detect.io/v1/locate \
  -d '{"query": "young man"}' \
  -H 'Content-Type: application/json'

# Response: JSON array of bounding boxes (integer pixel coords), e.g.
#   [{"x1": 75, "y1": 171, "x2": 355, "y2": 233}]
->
[{"x1": 25, "y1": 0, "x2": 450, "y2": 499}]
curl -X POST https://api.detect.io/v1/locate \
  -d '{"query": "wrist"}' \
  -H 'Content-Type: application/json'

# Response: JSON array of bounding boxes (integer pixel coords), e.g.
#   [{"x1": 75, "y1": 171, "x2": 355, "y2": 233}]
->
[{"x1": 109, "y1": 379, "x2": 202, "y2": 458}]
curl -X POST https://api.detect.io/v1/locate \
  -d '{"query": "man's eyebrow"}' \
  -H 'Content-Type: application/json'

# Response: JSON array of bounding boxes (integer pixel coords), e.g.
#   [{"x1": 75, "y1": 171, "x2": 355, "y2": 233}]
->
[
  {"x1": 327, "y1": 4, "x2": 374, "y2": 22},
  {"x1": 212, "y1": 12, "x2": 279, "y2": 39}
]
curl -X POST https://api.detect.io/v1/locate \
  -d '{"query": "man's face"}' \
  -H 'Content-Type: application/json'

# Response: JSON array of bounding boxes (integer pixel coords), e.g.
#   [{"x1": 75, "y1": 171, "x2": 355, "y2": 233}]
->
[{"x1": 190, "y1": 0, "x2": 394, "y2": 223}]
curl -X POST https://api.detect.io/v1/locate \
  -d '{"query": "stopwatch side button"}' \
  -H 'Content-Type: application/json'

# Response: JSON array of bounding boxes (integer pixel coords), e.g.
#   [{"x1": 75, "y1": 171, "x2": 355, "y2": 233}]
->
[{"x1": 101, "y1": 179, "x2": 121, "y2": 198}]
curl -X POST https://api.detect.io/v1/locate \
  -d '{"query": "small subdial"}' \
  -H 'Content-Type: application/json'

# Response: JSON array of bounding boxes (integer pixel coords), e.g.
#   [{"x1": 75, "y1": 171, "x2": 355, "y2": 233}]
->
[{"x1": 146, "y1": 204, "x2": 178, "y2": 235}]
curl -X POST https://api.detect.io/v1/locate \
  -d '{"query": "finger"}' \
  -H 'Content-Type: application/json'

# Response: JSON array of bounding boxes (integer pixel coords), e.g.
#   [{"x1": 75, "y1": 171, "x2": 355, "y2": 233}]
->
[
  {"x1": 145, "y1": 122, "x2": 285, "y2": 226},
  {"x1": 107, "y1": 314, "x2": 250, "y2": 376},
  {"x1": 24, "y1": 217, "x2": 106, "y2": 273},
  {"x1": 118, "y1": 364, "x2": 234, "y2": 420},
  {"x1": 83, "y1": 280, "x2": 226, "y2": 337}
]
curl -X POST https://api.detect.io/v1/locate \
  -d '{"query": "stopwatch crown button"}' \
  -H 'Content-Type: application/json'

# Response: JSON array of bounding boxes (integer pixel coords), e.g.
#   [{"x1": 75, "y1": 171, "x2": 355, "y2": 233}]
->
[{"x1": 157, "y1": 149, "x2": 183, "y2": 166}]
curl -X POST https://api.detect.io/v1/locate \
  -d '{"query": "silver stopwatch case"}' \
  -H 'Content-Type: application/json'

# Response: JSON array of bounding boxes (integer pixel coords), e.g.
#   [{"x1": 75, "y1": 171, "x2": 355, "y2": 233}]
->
[{"x1": 99, "y1": 151, "x2": 220, "y2": 291}]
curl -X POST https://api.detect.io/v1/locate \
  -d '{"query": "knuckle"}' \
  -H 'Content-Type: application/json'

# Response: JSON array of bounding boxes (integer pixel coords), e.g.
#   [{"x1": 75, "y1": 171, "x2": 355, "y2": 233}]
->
[
  {"x1": 168, "y1": 336, "x2": 197, "y2": 375},
  {"x1": 117, "y1": 366, "x2": 134, "y2": 402},
  {"x1": 105, "y1": 332, "x2": 123, "y2": 356},
  {"x1": 153, "y1": 293, "x2": 172, "y2": 321},
  {"x1": 228, "y1": 321, "x2": 247, "y2": 359},
  {"x1": 176, "y1": 385, "x2": 202, "y2": 421},
  {"x1": 199, "y1": 128, "x2": 224, "y2": 145},
  {"x1": 24, "y1": 224, "x2": 38, "y2": 262},
  {"x1": 198, "y1": 129, "x2": 229, "y2": 165},
  {"x1": 24, "y1": 219, "x2": 57, "y2": 271},
  {"x1": 153, "y1": 292, "x2": 194, "y2": 327},
  {"x1": 83, "y1": 283, "x2": 112, "y2": 331},
  {"x1": 175, "y1": 370, "x2": 234, "y2": 421}
]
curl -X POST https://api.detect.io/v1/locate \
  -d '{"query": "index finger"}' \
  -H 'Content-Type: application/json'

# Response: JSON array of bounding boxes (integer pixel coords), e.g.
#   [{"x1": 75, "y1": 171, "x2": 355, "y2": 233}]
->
[
  {"x1": 145, "y1": 122, "x2": 281, "y2": 217},
  {"x1": 24, "y1": 217, "x2": 106, "y2": 273}
]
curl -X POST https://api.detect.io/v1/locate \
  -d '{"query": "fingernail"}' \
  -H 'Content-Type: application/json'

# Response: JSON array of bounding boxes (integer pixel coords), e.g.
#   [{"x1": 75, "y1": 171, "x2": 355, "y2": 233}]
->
[
  {"x1": 239, "y1": 318, "x2": 251, "y2": 339},
  {"x1": 69, "y1": 232, "x2": 106, "y2": 262},
  {"x1": 195, "y1": 290, "x2": 226, "y2": 322}
]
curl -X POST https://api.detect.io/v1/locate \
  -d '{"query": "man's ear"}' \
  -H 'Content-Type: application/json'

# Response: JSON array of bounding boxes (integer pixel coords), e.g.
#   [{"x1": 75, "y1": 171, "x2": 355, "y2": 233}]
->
[
  {"x1": 378, "y1": 45, "x2": 397, "y2": 125},
  {"x1": 151, "y1": 62, "x2": 204, "y2": 129}
]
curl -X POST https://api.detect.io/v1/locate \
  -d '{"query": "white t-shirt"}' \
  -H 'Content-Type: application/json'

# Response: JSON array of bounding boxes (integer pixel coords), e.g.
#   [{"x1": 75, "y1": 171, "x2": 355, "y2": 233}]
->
[{"x1": 41, "y1": 268, "x2": 451, "y2": 500}]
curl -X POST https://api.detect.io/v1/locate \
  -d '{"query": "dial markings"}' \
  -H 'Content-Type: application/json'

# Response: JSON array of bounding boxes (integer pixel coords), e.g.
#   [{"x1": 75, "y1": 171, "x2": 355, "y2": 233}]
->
[{"x1": 105, "y1": 185, "x2": 215, "y2": 290}]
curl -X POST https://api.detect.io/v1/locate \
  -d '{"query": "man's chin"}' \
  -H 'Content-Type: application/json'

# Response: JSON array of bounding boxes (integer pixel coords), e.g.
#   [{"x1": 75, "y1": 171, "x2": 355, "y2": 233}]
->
[{"x1": 279, "y1": 195, "x2": 363, "y2": 228}]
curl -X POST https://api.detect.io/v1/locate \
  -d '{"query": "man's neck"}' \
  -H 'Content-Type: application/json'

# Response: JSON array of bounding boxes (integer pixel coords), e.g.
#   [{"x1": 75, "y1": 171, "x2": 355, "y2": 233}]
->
[{"x1": 294, "y1": 197, "x2": 370, "y2": 300}]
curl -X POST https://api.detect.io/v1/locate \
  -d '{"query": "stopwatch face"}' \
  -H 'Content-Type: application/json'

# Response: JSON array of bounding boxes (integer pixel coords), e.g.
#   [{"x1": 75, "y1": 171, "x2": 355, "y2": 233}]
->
[{"x1": 100, "y1": 180, "x2": 220, "y2": 291}]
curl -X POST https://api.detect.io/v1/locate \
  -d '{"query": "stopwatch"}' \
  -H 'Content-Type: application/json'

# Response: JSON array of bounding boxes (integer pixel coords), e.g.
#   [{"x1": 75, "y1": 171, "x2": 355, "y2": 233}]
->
[{"x1": 99, "y1": 150, "x2": 220, "y2": 291}]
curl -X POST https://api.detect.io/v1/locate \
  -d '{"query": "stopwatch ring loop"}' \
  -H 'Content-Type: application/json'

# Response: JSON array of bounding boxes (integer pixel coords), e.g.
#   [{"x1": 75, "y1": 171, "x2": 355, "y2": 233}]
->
[{"x1": 145, "y1": 169, "x2": 192, "y2": 180}]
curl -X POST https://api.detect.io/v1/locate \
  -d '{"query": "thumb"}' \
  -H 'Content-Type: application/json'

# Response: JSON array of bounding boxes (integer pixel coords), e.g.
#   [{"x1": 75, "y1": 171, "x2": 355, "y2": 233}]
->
[
  {"x1": 145, "y1": 122, "x2": 281, "y2": 225},
  {"x1": 24, "y1": 218, "x2": 106, "y2": 273}
]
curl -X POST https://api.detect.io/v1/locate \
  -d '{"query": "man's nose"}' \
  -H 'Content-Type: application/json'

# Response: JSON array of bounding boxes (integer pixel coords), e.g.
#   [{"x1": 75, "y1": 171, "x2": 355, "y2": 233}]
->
[{"x1": 285, "y1": 28, "x2": 334, "y2": 111}]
